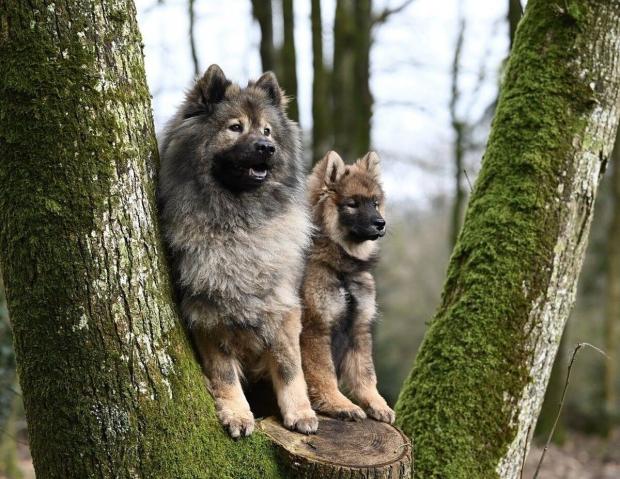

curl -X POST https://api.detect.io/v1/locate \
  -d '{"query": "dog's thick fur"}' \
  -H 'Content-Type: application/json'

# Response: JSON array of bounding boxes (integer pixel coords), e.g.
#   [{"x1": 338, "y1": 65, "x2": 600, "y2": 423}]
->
[
  {"x1": 301, "y1": 151, "x2": 395, "y2": 424},
  {"x1": 158, "y1": 65, "x2": 317, "y2": 437}
]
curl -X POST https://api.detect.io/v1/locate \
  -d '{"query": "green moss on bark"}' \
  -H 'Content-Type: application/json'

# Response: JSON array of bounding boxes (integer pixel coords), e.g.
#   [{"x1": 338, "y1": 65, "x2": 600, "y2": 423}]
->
[
  {"x1": 0, "y1": 1, "x2": 285, "y2": 477},
  {"x1": 395, "y1": 1, "x2": 619, "y2": 478}
]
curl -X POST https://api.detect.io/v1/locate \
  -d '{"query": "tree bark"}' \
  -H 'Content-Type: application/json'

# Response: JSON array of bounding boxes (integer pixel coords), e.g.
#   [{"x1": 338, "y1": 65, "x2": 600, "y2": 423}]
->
[
  {"x1": 395, "y1": 2, "x2": 620, "y2": 478},
  {"x1": 604, "y1": 127, "x2": 620, "y2": 432},
  {"x1": 0, "y1": 1, "x2": 285, "y2": 477},
  {"x1": 251, "y1": 0, "x2": 276, "y2": 72},
  {"x1": 311, "y1": 0, "x2": 331, "y2": 164},
  {"x1": 280, "y1": 0, "x2": 299, "y2": 123}
]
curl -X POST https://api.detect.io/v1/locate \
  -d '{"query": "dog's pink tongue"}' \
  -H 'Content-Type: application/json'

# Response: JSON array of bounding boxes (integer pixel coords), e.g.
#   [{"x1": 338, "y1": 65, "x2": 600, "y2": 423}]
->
[{"x1": 249, "y1": 167, "x2": 267, "y2": 179}]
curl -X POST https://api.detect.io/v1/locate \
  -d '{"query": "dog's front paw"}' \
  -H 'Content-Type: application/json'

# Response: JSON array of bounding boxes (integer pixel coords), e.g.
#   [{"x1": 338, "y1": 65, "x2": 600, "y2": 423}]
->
[
  {"x1": 283, "y1": 408, "x2": 319, "y2": 434},
  {"x1": 313, "y1": 395, "x2": 367, "y2": 422},
  {"x1": 218, "y1": 407, "x2": 255, "y2": 438},
  {"x1": 365, "y1": 402, "x2": 395, "y2": 424}
]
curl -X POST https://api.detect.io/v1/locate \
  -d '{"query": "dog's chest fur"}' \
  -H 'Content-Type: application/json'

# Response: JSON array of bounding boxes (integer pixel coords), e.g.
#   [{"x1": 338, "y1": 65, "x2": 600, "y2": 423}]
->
[{"x1": 173, "y1": 202, "x2": 311, "y2": 332}]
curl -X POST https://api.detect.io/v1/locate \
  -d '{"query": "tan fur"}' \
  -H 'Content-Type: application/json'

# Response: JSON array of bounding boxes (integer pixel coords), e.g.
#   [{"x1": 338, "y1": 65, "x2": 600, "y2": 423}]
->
[{"x1": 300, "y1": 151, "x2": 394, "y2": 424}]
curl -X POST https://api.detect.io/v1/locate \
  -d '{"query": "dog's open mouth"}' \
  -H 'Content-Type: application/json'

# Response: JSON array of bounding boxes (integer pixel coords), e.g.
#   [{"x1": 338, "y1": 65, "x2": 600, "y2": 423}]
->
[{"x1": 248, "y1": 165, "x2": 268, "y2": 181}]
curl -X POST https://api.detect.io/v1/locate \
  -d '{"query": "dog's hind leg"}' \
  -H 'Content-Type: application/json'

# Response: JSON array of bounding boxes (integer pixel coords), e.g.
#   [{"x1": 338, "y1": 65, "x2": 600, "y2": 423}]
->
[
  {"x1": 193, "y1": 329, "x2": 255, "y2": 438},
  {"x1": 268, "y1": 308, "x2": 318, "y2": 434},
  {"x1": 339, "y1": 320, "x2": 395, "y2": 424}
]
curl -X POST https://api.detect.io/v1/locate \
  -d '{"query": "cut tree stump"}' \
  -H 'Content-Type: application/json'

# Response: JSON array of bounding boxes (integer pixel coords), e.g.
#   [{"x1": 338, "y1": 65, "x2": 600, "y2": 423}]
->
[{"x1": 259, "y1": 415, "x2": 412, "y2": 478}]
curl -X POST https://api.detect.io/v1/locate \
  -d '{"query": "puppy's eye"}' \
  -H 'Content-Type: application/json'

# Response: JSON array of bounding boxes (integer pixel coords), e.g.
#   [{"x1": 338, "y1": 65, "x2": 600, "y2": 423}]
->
[
  {"x1": 345, "y1": 199, "x2": 358, "y2": 208},
  {"x1": 263, "y1": 127, "x2": 271, "y2": 136},
  {"x1": 228, "y1": 123, "x2": 243, "y2": 133}
]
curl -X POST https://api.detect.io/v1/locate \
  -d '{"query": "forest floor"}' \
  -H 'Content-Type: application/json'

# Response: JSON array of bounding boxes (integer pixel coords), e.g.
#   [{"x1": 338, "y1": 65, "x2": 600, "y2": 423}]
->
[
  {"x1": 523, "y1": 429, "x2": 620, "y2": 479},
  {"x1": 2, "y1": 429, "x2": 620, "y2": 478}
]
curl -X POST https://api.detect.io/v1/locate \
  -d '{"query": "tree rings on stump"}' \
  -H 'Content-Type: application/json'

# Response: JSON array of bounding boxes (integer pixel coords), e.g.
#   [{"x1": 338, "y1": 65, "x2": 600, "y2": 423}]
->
[{"x1": 259, "y1": 415, "x2": 412, "y2": 478}]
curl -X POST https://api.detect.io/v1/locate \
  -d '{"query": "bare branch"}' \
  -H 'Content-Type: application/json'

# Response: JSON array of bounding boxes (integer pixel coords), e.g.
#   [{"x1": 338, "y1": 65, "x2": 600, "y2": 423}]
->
[{"x1": 372, "y1": 0, "x2": 416, "y2": 27}]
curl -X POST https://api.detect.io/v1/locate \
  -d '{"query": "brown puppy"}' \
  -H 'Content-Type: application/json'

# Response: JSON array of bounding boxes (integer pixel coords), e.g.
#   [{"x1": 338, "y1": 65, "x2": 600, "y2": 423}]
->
[{"x1": 300, "y1": 151, "x2": 394, "y2": 424}]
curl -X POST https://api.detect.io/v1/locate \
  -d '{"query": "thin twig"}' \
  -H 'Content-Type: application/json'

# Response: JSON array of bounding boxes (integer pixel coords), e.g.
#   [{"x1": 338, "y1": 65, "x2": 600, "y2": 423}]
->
[
  {"x1": 532, "y1": 342, "x2": 609, "y2": 479},
  {"x1": 188, "y1": 0, "x2": 200, "y2": 77},
  {"x1": 372, "y1": 0, "x2": 416, "y2": 26},
  {"x1": 519, "y1": 424, "x2": 532, "y2": 479},
  {"x1": 463, "y1": 169, "x2": 473, "y2": 193}
]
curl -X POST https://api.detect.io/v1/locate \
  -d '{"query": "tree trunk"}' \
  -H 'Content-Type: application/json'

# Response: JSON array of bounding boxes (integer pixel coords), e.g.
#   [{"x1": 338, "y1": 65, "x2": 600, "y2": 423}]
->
[
  {"x1": 332, "y1": 0, "x2": 372, "y2": 160},
  {"x1": 508, "y1": 0, "x2": 523, "y2": 50},
  {"x1": 260, "y1": 416, "x2": 411, "y2": 478},
  {"x1": 280, "y1": 0, "x2": 299, "y2": 123},
  {"x1": 395, "y1": 2, "x2": 620, "y2": 478},
  {"x1": 251, "y1": 0, "x2": 276, "y2": 72},
  {"x1": 311, "y1": 0, "x2": 331, "y2": 164},
  {"x1": 0, "y1": 1, "x2": 284, "y2": 477},
  {"x1": 604, "y1": 127, "x2": 620, "y2": 432},
  {"x1": 449, "y1": 14, "x2": 466, "y2": 248},
  {"x1": 188, "y1": 0, "x2": 200, "y2": 77}
]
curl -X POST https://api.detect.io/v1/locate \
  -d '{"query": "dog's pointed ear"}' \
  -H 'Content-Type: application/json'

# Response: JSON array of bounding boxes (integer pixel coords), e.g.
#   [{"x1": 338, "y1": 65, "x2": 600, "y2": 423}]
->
[
  {"x1": 196, "y1": 64, "x2": 230, "y2": 106},
  {"x1": 357, "y1": 151, "x2": 381, "y2": 179},
  {"x1": 323, "y1": 151, "x2": 346, "y2": 185},
  {"x1": 254, "y1": 71, "x2": 285, "y2": 108}
]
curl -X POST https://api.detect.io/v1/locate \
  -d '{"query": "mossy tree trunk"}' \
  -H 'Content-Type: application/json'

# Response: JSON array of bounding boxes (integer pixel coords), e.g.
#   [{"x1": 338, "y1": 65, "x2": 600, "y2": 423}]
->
[
  {"x1": 604, "y1": 127, "x2": 620, "y2": 432},
  {"x1": 311, "y1": 0, "x2": 331, "y2": 164},
  {"x1": 508, "y1": 0, "x2": 523, "y2": 50},
  {"x1": 0, "y1": 1, "x2": 286, "y2": 477},
  {"x1": 395, "y1": 2, "x2": 620, "y2": 478}
]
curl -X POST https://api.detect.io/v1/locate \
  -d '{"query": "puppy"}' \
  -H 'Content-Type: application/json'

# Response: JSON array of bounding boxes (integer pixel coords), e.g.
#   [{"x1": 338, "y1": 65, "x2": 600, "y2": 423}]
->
[{"x1": 300, "y1": 151, "x2": 394, "y2": 424}]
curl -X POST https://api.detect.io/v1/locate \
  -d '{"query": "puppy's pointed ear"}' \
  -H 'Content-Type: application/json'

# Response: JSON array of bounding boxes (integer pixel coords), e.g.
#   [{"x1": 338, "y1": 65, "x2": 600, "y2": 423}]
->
[
  {"x1": 198, "y1": 64, "x2": 230, "y2": 104},
  {"x1": 323, "y1": 151, "x2": 346, "y2": 185},
  {"x1": 254, "y1": 71, "x2": 285, "y2": 108},
  {"x1": 357, "y1": 151, "x2": 381, "y2": 179}
]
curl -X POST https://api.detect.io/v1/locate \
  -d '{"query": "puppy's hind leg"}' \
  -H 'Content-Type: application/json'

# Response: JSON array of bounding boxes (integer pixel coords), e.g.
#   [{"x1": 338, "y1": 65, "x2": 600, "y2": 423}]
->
[
  {"x1": 340, "y1": 322, "x2": 395, "y2": 424},
  {"x1": 194, "y1": 329, "x2": 255, "y2": 438},
  {"x1": 268, "y1": 308, "x2": 318, "y2": 434}
]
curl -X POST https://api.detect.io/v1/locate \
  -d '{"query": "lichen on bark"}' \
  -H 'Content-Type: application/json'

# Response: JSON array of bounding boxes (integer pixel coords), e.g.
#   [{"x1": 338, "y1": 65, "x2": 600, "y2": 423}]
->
[
  {"x1": 395, "y1": 1, "x2": 620, "y2": 478},
  {"x1": 0, "y1": 1, "x2": 285, "y2": 477}
]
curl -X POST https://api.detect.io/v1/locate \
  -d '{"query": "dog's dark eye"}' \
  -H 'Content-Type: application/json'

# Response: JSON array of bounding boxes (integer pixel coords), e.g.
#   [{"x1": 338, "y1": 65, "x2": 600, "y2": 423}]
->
[
  {"x1": 345, "y1": 199, "x2": 358, "y2": 208},
  {"x1": 263, "y1": 127, "x2": 271, "y2": 136},
  {"x1": 229, "y1": 123, "x2": 243, "y2": 132}
]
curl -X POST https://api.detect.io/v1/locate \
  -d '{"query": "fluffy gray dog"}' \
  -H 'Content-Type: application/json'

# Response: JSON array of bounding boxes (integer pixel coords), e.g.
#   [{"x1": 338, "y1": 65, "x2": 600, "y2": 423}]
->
[{"x1": 158, "y1": 64, "x2": 317, "y2": 438}]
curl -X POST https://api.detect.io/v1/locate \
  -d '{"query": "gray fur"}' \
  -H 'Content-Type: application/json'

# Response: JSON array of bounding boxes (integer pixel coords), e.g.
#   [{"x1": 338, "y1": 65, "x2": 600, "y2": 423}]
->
[{"x1": 157, "y1": 65, "x2": 310, "y2": 353}]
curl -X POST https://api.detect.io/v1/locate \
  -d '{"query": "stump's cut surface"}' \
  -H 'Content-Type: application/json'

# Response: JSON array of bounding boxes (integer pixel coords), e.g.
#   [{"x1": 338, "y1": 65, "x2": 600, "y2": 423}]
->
[{"x1": 259, "y1": 415, "x2": 412, "y2": 478}]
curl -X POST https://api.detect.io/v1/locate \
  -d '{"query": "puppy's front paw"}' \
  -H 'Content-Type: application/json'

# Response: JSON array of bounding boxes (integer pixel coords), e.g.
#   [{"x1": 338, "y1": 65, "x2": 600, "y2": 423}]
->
[
  {"x1": 313, "y1": 395, "x2": 367, "y2": 422},
  {"x1": 218, "y1": 407, "x2": 255, "y2": 438},
  {"x1": 283, "y1": 408, "x2": 319, "y2": 434},
  {"x1": 365, "y1": 402, "x2": 395, "y2": 424}
]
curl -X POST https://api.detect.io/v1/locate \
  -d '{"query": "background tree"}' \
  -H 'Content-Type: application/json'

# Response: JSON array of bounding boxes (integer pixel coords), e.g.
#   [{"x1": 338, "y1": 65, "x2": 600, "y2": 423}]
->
[
  {"x1": 251, "y1": 0, "x2": 276, "y2": 72},
  {"x1": 395, "y1": 2, "x2": 620, "y2": 479},
  {"x1": 280, "y1": 0, "x2": 300, "y2": 122},
  {"x1": 311, "y1": 0, "x2": 331, "y2": 164},
  {"x1": 604, "y1": 128, "x2": 620, "y2": 434},
  {"x1": 188, "y1": 0, "x2": 200, "y2": 77},
  {"x1": 0, "y1": 274, "x2": 22, "y2": 479}
]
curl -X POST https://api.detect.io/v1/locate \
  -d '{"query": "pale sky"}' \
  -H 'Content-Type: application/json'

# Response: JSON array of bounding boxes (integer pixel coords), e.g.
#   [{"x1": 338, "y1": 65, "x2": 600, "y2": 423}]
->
[{"x1": 136, "y1": 0, "x2": 512, "y2": 205}]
